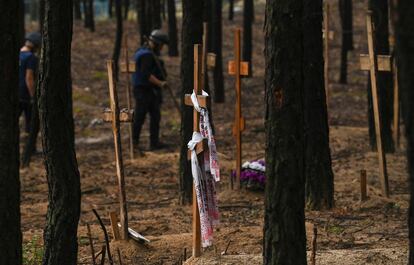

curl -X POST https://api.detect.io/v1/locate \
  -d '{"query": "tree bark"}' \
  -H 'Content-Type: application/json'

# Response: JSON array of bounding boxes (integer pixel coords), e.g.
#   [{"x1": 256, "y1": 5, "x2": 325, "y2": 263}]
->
[
  {"x1": 19, "y1": 0, "x2": 25, "y2": 45},
  {"x1": 0, "y1": 0, "x2": 22, "y2": 264},
  {"x1": 303, "y1": 0, "x2": 334, "y2": 210},
  {"x1": 242, "y1": 0, "x2": 253, "y2": 73},
  {"x1": 39, "y1": 0, "x2": 81, "y2": 264},
  {"x1": 137, "y1": 0, "x2": 150, "y2": 44},
  {"x1": 113, "y1": 0, "x2": 123, "y2": 79},
  {"x1": 228, "y1": 0, "x2": 234, "y2": 20},
  {"x1": 395, "y1": 1, "x2": 414, "y2": 263},
  {"x1": 109, "y1": 0, "x2": 113, "y2": 18},
  {"x1": 123, "y1": 0, "x2": 129, "y2": 19},
  {"x1": 180, "y1": 0, "x2": 204, "y2": 204},
  {"x1": 212, "y1": 0, "x2": 225, "y2": 103},
  {"x1": 88, "y1": 0, "x2": 95, "y2": 32},
  {"x1": 167, "y1": 0, "x2": 179, "y2": 56},
  {"x1": 263, "y1": 0, "x2": 307, "y2": 264},
  {"x1": 339, "y1": 0, "x2": 353, "y2": 84},
  {"x1": 152, "y1": 0, "x2": 162, "y2": 29},
  {"x1": 74, "y1": 0, "x2": 82, "y2": 20},
  {"x1": 367, "y1": 0, "x2": 394, "y2": 153}
]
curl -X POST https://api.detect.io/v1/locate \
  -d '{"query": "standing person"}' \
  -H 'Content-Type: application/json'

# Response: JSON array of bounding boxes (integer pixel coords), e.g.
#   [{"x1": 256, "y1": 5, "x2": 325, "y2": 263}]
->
[
  {"x1": 19, "y1": 32, "x2": 41, "y2": 134},
  {"x1": 132, "y1": 29, "x2": 170, "y2": 151}
]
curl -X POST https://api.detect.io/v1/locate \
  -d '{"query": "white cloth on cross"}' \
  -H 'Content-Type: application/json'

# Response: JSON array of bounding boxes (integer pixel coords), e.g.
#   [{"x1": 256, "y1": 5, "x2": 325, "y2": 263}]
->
[{"x1": 187, "y1": 90, "x2": 220, "y2": 248}]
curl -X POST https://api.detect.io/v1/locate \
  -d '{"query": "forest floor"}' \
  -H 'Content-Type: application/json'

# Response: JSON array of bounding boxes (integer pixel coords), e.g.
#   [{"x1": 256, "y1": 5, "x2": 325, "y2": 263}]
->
[{"x1": 21, "y1": 0, "x2": 409, "y2": 264}]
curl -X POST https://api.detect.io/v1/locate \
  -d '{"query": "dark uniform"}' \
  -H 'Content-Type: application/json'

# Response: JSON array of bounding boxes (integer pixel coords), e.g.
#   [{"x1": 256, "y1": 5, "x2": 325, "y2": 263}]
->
[
  {"x1": 132, "y1": 46, "x2": 166, "y2": 149},
  {"x1": 18, "y1": 50, "x2": 38, "y2": 133}
]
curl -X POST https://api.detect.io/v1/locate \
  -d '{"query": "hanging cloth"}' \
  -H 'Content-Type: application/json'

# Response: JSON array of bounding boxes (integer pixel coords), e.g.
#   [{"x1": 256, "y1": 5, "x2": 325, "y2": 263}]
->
[{"x1": 187, "y1": 90, "x2": 220, "y2": 247}]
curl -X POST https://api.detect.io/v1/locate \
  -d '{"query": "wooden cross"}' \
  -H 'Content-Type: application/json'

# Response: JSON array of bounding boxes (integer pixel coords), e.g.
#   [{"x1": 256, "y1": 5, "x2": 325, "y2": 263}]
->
[
  {"x1": 359, "y1": 11, "x2": 390, "y2": 197},
  {"x1": 104, "y1": 60, "x2": 131, "y2": 239},
  {"x1": 121, "y1": 35, "x2": 134, "y2": 159},
  {"x1": 360, "y1": 53, "x2": 400, "y2": 147},
  {"x1": 228, "y1": 28, "x2": 249, "y2": 190},
  {"x1": 184, "y1": 44, "x2": 210, "y2": 258},
  {"x1": 323, "y1": 2, "x2": 334, "y2": 107}
]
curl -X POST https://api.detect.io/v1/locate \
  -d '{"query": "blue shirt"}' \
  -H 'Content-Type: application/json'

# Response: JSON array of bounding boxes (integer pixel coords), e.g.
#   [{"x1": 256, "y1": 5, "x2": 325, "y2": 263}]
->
[
  {"x1": 19, "y1": 51, "x2": 38, "y2": 102},
  {"x1": 132, "y1": 47, "x2": 164, "y2": 88}
]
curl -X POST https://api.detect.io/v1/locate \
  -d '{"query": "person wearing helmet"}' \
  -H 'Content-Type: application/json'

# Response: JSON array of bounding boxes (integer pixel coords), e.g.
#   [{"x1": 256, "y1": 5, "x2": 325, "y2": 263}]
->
[
  {"x1": 19, "y1": 32, "x2": 41, "y2": 134},
  {"x1": 132, "y1": 29, "x2": 169, "y2": 151}
]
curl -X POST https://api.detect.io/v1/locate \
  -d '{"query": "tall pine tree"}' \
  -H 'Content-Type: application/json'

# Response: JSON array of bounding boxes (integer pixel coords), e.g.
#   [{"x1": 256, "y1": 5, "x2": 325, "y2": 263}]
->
[
  {"x1": 263, "y1": 0, "x2": 307, "y2": 263},
  {"x1": 179, "y1": 0, "x2": 204, "y2": 204},
  {"x1": 0, "y1": 0, "x2": 22, "y2": 264},
  {"x1": 39, "y1": 0, "x2": 81, "y2": 264}
]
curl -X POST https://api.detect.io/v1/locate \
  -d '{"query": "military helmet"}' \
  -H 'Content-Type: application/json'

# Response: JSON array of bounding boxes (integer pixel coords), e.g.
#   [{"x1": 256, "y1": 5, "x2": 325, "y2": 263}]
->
[
  {"x1": 25, "y1": 32, "x2": 42, "y2": 48},
  {"x1": 149, "y1": 29, "x2": 169, "y2": 45}
]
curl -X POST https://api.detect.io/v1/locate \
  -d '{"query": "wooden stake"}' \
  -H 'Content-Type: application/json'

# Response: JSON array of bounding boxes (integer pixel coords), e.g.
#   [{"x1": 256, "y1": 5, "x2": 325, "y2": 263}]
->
[
  {"x1": 392, "y1": 59, "x2": 400, "y2": 149},
  {"x1": 86, "y1": 223, "x2": 97, "y2": 265},
  {"x1": 228, "y1": 28, "x2": 249, "y2": 190},
  {"x1": 109, "y1": 211, "x2": 120, "y2": 240},
  {"x1": 324, "y1": 2, "x2": 330, "y2": 107},
  {"x1": 360, "y1": 170, "x2": 367, "y2": 201},
  {"x1": 310, "y1": 225, "x2": 318, "y2": 265},
  {"x1": 107, "y1": 60, "x2": 129, "y2": 239},
  {"x1": 122, "y1": 35, "x2": 135, "y2": 160},
  {"x1": 365, "y1": 11, "x2": 389, "y2": 197}
]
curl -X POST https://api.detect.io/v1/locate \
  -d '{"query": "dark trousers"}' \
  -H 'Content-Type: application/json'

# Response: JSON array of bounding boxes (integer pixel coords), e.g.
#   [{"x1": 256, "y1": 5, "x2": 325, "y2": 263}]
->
[
  {"x1": 133, "y1": 87, "x2": 161, "y2": 147},
  {"x1": 19, "y1": 101, "x2": 32, "y2": 133}
]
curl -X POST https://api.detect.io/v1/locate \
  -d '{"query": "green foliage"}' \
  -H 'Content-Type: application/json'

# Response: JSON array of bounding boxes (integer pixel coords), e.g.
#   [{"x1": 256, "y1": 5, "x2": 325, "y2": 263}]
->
[{"x1": 23, "y1": 235, "x2": 44, "y2": 265}]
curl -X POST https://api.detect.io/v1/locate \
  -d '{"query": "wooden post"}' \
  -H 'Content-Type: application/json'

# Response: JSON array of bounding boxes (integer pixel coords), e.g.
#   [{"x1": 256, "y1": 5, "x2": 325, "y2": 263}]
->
[
  {"x1": 310, "y1": 225, "x2": 318, "y2": 265},
  {"x1": 109, "y1": 211, "x2": 120, "y2": 240},
  {"x1": 106, "y1": 60, "x2": 129, "y2": 239},
  {"x1": 324, "y1": 2, "x2": 330, "y2": 107},
  {"x1": 228, "y1": 28, "x2": 249, "y2": 190},
  {"x1": 360, "y1": 170, "x2": 367, "y2": 201},
  {"x1": 122, "y1": 35, "x2": 134, "y2": 160},
  {"x1": 392, "y1": 59, "x2": 400, "y2": 149},
  {"x1": 184, "y1": 45, "x2": 205, "y2": 258},
  {"x1": 365, "y1": 11, "x2": 390, "y2": 197}
]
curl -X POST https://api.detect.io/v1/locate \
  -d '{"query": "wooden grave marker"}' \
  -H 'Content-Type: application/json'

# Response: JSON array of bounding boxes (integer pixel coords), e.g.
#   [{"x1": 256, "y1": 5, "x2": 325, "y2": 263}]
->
[
  {"x1": 228, "y1": 28, "x2": 249, "y2": 190},
  {"x1": 104, "y1": 60, "x2": 130, "y2": 239},
  {"x1": 121, "y1": 35, "x2": 135, "y2": 159},
  {"x1": 359, "y1": 11, "x2": 390, "y2": 197},
  {"x1": 184, "y1": 44, "x2": 209, "y2": 258}
]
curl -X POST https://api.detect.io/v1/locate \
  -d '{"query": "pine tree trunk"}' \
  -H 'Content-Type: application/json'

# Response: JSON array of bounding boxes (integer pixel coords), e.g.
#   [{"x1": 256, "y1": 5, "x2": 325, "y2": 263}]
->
[
  {"x1": 263, "y1": 0, "x2": 307, "y2": 264},
  {"x1": 228, "y1": 0, "x2": 234, "y2": 20},
  {"x1": 212, "y1": 0, "x2": 225, "y2": 103},
  {"x1": 303, "y1": 0, "x2": 334, "y2": 210},
  {"x1": 0, "y1": 0, "x2": 22, "y2": 264},
  {"x1": 113, "y1": 0, "x2": 123, "y2": 79},
  {"x1": 88, "y1": 0, "x2": 95, "y2": 32},
  {"x1": 367, "y1": 0, "x2": 394, "y2": 153},
  {"x1": 109, "y1": 0, "x2": 113, "y2": 18},
  {"x1": 395, "y1": 1, "x2": 414, "y2": 262},
  {"x1": 74, "y1": 0, "x2": 82, "y2": 20},
  {"x1": 167, "y1": 0, "x2": 179, "y2": 56},
  {"x1": 39, "y1": 0, "x2": 81, "y2": 264},
  {"x1": 339, "y1": 0, "x2": 353, "y2": 84},
  {"x1": 179, "y1": 0, "x2": 204, "y2": 205},
  {"x1": 152, "y1": 0, "x2": 162, "y2": 29},
  {"x1": 242, "y1": 0, "x2": 253, "y2": 73},
  {"x1": 123, "y1": 0, "x2": 129, "y2": 19},
  {"x1": 19, "y1": 0, "x2": 25, "y2": 45},
  {"x1": 136, "y1": 0, "x2": 149, "y2": 44}
]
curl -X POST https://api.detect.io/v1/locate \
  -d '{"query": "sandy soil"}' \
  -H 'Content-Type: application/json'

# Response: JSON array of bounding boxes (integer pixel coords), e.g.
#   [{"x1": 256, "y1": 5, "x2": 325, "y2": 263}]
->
[{"x1": 20, "y1": 0, "x2": 409, "y2": 264}]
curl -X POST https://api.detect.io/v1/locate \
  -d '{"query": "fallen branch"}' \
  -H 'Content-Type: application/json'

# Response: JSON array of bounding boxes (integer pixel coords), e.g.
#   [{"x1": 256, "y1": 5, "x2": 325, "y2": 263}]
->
[{"x1": 92, "y1": 209, "x2": 114, "y2": 265}]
